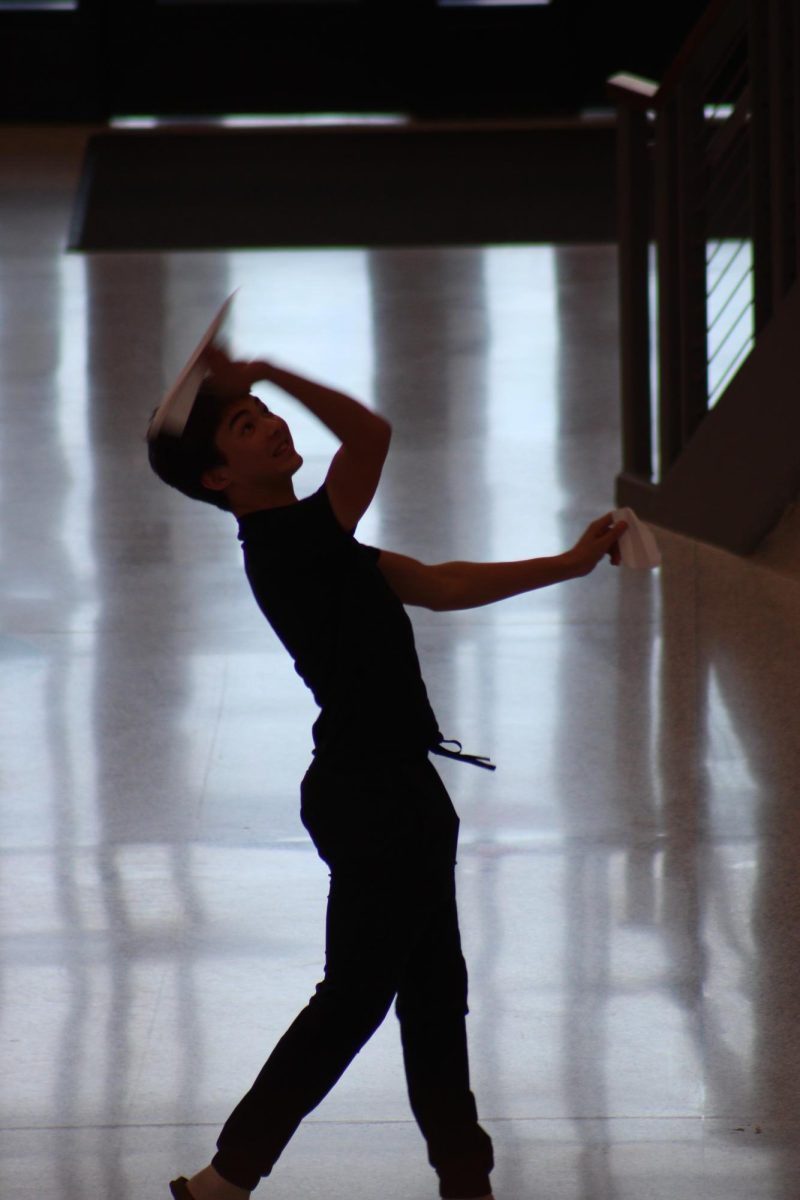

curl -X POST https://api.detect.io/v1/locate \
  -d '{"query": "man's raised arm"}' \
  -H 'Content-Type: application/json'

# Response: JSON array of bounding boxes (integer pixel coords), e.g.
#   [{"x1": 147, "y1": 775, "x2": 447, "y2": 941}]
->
[{"x1": 205, "y1": 347, "x2": 391, "y2": 529}]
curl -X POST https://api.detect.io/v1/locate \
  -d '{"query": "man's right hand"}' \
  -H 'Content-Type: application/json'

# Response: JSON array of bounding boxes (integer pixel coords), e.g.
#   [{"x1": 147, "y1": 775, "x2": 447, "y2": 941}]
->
[
  {"x1": 203, "y1": 345, "x2": 271, "y2": 398},
  {"x1": 566, "y1": 513, "x2": 628, "y2": 576}
]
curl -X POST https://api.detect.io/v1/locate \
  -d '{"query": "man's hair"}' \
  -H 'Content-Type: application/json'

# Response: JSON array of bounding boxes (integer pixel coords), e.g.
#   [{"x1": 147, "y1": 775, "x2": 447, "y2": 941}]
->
[{"x1": 147, "y1": 384, "x2": 232, "y2": 511}]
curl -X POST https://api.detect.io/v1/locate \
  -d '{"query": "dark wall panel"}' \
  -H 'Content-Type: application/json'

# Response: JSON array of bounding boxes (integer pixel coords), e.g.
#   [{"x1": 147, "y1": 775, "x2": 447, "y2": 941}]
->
[{"x1": 1, "y1": 1, "x2": 709, "y2": 123}]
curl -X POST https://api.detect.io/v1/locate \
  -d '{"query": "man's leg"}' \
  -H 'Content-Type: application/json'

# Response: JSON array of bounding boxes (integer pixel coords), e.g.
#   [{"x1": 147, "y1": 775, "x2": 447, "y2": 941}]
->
[
  {"x1": 393, "y1": 767, "x2": 494, "y2": 1200},
  {"x1": 210, "y1": 868, "x2": 403, "y2": 1189},
  {"x1": 395, "y1": 884, "x2": 493, "y2": 1200},
  {"x1": 210, "y1": 757, "x2": 447, "y2": 1190}
]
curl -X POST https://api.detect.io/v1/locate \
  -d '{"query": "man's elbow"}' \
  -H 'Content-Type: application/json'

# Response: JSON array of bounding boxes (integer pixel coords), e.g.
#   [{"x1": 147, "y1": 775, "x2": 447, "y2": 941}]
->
[
  {"x1": 426, "y1": 565, "x2": 458, "y2": 612},
  {"x1": 372, "y1": 415, "x2": 392, "y2": 455}
]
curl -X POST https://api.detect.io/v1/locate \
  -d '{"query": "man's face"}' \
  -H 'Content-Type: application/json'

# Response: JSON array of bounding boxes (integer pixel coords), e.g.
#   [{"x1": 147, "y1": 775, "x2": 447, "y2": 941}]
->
[{"x1": 213, "y1": 393, "x2": 303, "y2": 490}]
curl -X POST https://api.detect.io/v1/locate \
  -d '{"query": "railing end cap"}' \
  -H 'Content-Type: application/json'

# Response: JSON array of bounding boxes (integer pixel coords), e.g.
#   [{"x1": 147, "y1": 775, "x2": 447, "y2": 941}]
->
[{"x1": 607, "y1": 72, "x2": 660, "y2": 110}]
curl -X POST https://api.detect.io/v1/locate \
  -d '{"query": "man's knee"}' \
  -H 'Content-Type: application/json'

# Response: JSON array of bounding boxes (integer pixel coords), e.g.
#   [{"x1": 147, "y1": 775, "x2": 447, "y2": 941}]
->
[
  {"x1": 310, "y1": 974, "x2": 396, "y2": 1037},
  {"x1": 394, "y1": 971, "x2": 469, "y2": 1024}
]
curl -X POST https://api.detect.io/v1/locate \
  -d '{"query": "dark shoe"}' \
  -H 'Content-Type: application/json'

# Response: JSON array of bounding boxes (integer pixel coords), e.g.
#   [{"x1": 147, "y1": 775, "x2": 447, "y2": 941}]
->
[{"x1": 169, "y1": 1179, "x2": 193, "y2": 1200}]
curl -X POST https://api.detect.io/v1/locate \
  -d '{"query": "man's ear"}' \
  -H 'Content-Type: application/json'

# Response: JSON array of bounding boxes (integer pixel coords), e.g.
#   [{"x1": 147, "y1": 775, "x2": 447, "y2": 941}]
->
[{"x1": 202, "y1": 465, "x2": 231, "y2": 492}]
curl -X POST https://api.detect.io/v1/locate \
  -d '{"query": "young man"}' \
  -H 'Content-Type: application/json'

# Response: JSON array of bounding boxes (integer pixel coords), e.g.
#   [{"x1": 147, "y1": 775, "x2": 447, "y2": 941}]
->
[{"x1": 148, "y1": 345, "x2": 625, "y2": 1200}]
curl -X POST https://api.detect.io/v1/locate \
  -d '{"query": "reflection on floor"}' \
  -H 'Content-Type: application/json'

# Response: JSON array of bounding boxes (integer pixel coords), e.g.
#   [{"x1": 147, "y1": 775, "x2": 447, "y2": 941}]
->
[{"x1": 3, "y1": 126, "x2": 800, "y2": 1200}]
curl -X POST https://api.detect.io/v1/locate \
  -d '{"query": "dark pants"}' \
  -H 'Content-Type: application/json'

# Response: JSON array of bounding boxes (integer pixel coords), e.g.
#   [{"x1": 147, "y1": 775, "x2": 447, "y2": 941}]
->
[{"x1": 212, "y1": 754, "x2": 494, "y2": 1199}]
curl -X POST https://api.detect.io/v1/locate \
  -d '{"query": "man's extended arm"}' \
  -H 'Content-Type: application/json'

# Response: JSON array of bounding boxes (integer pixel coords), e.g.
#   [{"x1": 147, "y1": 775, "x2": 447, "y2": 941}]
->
[{"x1": 377, "y1": 515, "x2": 627, "y2": 611}]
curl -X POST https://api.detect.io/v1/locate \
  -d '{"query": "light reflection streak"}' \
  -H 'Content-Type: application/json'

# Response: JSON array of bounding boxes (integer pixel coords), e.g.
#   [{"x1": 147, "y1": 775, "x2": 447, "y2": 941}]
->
[
  {"x1": 484, "y1": 246, "x2": 560, "y2": 556},
  {"x1": 225, "y1": 250, "x2": 377, "y2": 530}
]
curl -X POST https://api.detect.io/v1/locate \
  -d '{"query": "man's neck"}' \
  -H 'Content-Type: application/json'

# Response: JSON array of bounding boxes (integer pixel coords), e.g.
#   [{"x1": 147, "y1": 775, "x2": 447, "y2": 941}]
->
[{"x1": 231, "y1": 482, "x2": 298, "y2": 518}]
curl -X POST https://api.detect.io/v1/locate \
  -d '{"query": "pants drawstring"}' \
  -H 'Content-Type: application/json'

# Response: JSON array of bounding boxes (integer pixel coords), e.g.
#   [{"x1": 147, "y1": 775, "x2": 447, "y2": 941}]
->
[{"x1": 431, "y1": 739, "x2": 496, "y2": 772}]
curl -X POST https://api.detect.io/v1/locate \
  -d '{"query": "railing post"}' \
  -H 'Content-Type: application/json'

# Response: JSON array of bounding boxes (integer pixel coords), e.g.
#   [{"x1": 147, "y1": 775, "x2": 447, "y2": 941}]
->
[
  {"x1": 616, "y1": 102, "x2": 653, "y2": 479},
  {"x1": 675, "y1": 73, "x2": 709, "y2": 444},
  {"x1": 793, "y1": 0, "x2": 800, "y2": 284},
  {"x1": 748, "y1": 0, "x2": 773, "y2": 333},
  {"x1": 654, "y1": 97, "x2": 684, "y2": 475},
  {"x1": 768, "y1": 0, "x2": 797, "y2": 306}
]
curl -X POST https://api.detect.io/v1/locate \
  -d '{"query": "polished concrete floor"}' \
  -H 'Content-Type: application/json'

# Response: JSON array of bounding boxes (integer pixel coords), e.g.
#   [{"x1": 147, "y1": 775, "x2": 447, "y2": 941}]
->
[{"x1": 3, "y1": 126, "x2": 800, "y2": 1200}]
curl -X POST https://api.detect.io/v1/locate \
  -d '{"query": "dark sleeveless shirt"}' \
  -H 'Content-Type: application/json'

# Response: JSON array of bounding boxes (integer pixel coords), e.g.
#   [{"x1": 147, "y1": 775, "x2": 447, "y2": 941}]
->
[{"x1": 237, "y1": 485, "x2": 443, "y2": 762}]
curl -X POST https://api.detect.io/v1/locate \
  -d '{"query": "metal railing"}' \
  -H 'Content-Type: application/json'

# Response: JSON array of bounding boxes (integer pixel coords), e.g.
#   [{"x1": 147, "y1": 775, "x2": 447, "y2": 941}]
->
[{"x1": 609, "y1": 0, "x2": 800, "y2": 488}]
